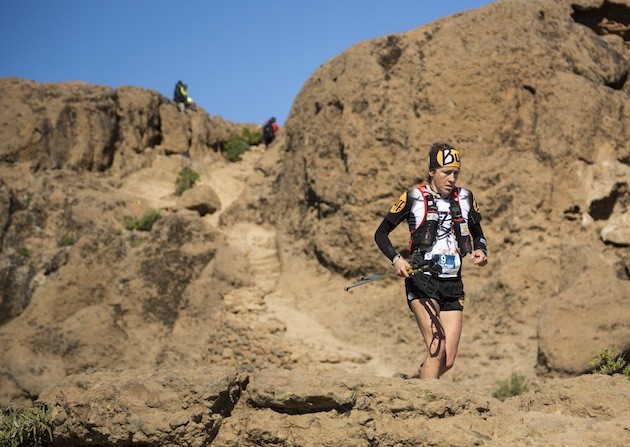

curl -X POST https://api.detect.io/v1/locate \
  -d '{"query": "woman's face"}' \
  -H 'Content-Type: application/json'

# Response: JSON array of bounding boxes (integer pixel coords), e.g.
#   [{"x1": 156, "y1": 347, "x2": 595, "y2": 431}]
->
[{"x1": 430, "y1": 167, "x2": 460, "y2": 197}]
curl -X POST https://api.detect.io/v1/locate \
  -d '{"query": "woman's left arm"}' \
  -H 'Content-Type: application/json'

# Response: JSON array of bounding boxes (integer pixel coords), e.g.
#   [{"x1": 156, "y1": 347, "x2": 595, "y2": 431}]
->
[{"x1": 469, "y1": 220, "x2": 487, "y2": 266}]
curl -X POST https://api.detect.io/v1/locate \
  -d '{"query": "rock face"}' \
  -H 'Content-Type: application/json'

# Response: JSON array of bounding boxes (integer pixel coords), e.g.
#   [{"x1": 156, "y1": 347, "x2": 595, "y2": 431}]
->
[
  {"x1": 0, "y1": 79, "x2": 286, "y2": 405},
  {"x1": 254, "y1": 0, "x2": 630, "y2": 374},
  {"x1": 39, "y1": 367, "x2": 247, "y2": 447},
  {"x1": 38, "y1": 366, "x2": 630, "y2": 447},
  {"x1": 0, "y1": 78, "x2": 252, "y2": 172}
]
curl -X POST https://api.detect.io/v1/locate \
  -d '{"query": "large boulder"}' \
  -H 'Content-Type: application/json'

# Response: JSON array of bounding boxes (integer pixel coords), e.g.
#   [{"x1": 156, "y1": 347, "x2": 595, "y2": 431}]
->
[
  {"x1": 39, "y1": 367, "x2": 248, "y2": 447},
  {"x1": 253, "y1": 0, "x2": 630, "y2": 374},
  {"x1": 178, "y1": 184, "x2": 222, "y2": 216}
]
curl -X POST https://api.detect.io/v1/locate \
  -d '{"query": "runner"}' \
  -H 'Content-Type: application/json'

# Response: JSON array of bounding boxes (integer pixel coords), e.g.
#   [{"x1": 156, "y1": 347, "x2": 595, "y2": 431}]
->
[{"x1": 374, "y1": 142, "x2": 488, "y2": 379}]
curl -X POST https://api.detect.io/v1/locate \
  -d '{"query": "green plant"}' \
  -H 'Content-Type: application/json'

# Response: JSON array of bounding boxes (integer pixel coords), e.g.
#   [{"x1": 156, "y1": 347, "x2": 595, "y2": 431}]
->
[
  {"x1": 57, "y1": 234, "x2": 75, "y2": 247},
  {"x1": 124, "y1": 210, "x2": 162, "y2": 232},
  {"x1": 223, "y1": 135, "x2": 250, "y2": 162},
  {"x1": 16, "y1": 247, "x2": 30, "y2": 259},
  {"x1": 128, "y1": 235, "x2": 144, "y2": 247},
  {"x1": 492, "y1": 372, "x2": 529, "y2": 401},
  {"x1": 0, "y1": 405, "x2": 53, "y2": 447},
  {"x1": 175, "y1": 167, "x2": 200, "y2": 195},
  {"x1": 590, "y1": 346, "x2": 629, "y2": 377},
  {"x1": 240, "y1": 128, "x2": 262, "y2": 146}
]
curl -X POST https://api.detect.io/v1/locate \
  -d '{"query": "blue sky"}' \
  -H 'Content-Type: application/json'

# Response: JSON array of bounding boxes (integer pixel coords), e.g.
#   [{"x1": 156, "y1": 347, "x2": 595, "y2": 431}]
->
[{"x1": 1, "y1": 1, "x2": 494, "y2": 125}]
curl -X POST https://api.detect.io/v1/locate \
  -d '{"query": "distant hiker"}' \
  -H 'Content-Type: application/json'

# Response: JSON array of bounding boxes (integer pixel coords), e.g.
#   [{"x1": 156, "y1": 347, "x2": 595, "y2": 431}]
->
[
  {"x1": 173, "y1": 80, "x2": 196, "y2": 112},
  {"x1": 262, "y1": 117, "x2": 279, "y2": 147},
  {"x1": 374, "y1": 142, "x2": 488, "y2": 380}
]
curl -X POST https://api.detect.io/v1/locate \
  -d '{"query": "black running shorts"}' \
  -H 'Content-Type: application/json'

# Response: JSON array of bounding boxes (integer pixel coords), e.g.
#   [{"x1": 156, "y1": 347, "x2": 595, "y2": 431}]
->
[{"x1": 405, "y1": 274, "x2": 465, "y2": 312}]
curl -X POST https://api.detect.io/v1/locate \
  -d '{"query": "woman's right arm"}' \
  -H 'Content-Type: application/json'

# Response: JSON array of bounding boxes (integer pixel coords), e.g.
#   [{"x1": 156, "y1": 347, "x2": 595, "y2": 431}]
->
[
  {"x1": 374, "y1": 191, "x2": 414, "y2": 276},
  {"x1": 374, "y1": 218, "x2": 399, "y2": 262}
]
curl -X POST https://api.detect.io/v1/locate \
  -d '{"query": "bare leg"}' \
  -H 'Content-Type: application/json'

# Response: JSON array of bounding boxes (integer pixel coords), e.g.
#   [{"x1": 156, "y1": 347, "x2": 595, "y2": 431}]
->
[
  {"x1": 409, "y1": 299, "x2": 445, "y2": 379},
  {"x1": 438, "y1": 310, "x2": 463, "y2": 375}
]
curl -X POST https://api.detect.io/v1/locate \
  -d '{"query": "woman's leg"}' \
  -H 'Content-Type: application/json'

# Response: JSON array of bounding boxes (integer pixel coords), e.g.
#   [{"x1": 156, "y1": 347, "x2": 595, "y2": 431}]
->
[
  {"x1": 437, "y1": 310, "x2": 463, "y2": 376},
  {"x1": 409, "y1": 298, "x2": 445, "y2": 379}
]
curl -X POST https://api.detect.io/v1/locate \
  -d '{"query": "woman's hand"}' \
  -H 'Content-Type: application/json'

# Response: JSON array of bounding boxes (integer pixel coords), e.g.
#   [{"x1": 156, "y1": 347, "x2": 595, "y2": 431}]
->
[
  {"x1": 471, "y1": 249, "x2": 487, "y2": 267},
  {"x1": 393, "y1": 257, "x2": 412, "y2": 277}
]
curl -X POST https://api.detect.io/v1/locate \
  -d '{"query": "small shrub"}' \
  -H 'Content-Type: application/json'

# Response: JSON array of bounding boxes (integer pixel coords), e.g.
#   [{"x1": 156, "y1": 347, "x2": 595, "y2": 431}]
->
[
  {"x1": 128, "y1": 235, "x2": 144, "y2": 247},
  {"x1": 124, "y1": 210, "x2": 162, "y2": 232},
  {"x1": 127, "y1": 232, "x2": 145, "y2": 247},
  {"x1": 240, "y1": 128, "x2": 262, "y2": 146},
  {"x1": 223, "y1": 135, "x2": 250, "y2": 162},
  {"x1": 175, "y1": 167, "x2": 200, "y2": 196},
  {"x1": 57, "y1": 234, "x2": 75, "y2": 247},
  {"x1": 590, "y1": 346, "x2": 629, "y2": 377},
  {"x1": 492, "y1": 372, "x2": 529, "y2": 401},
  {"x1": 0, "y1": 404, "x2": 53, "y2": 447},
  {"x1": 124, "y1": 216, "x2": 137, "y2": 231},
  {"x1": 16, "y1": 247, "x2": 30, "y2": 258}
]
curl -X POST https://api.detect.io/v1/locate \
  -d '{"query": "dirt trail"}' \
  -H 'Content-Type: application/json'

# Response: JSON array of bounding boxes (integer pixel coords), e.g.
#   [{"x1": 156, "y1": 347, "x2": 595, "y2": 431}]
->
[
  {"x1": 203, "y1": 147, "x2": 397, "y2": 376},
  {"x1": 119, "y1": 147, "x2": 410, "y2": 378}
]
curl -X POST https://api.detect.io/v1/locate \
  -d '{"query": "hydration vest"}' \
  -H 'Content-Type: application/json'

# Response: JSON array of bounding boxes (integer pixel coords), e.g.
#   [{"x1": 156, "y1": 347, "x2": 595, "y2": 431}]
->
[{"x1": 409, "y1": 184, "x2": 473, "y2": 255}]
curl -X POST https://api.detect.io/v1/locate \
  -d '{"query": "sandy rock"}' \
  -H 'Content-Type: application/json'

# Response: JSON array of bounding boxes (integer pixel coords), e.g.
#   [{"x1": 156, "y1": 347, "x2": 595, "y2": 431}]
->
[
  {"x1": 38, "y1": 366, "x2": 628, "y2": 447},
  {"x1": 263, "y1": 0, "x2": 629, "y2": 275},
  {"x1": 509, "y1": 374, "x2": 630, "y2": 420},
  {"x1": 0, "y1": 77, "x2": 255, "y2": 174},
  {"x1": 600, "y1": 207, "x2": 630, "y2": 246},
  {"x1": 30, "y1": 369, "x2": 630, "y2": 446},
  {"x1": 235, "y1": 371, "x2": 478, "y2": 446},
  {"x1": 0, "y1": 253, "x2": 34, "y2": 324},
  {"x1": 246, "y1": 368, "x2": 493, "y2": 417},
  {"x1": 253, "y1": 0, "x2": 630, "y2": 375},
  {"x1": 178, "y1": 184, "x2": 222, "y2": 216},
  {"x1": 208, "y1": 371, "x2": 630, "y2": 447},
  {"x1": 39, "y1": 367, "x2": 248, "y2": 447},
  {"x1": 158, "y1": 102, "x2": 191, "y2": 155},
  {"x1": 537, "y1": 250, "x2": 630, "y2": 374},
  {"x1": 0, "y1": 211, "x2": 225, "y2": 402},
  {"x1": 112, "y1": 86, "x2": 164, "y2": 171},
  {"x1": 0, "y1": 79, "x2": 118, "y2": 170},
  {"x1": 0, "y1": 182, "x2": 12, "y2": 240}
]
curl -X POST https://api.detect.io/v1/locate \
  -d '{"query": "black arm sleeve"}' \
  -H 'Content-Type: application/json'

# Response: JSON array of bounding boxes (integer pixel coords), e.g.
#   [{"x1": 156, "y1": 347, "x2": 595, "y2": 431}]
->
[
  {"x1": 375, "y1": 190, "x2": 414, "y2": 262},
  {"x1": 466, "y1": 190, "x2": 486, "y2": 254},
  {"x1": 374, "y1": 218, "x2": 399, "y2": 262},
  {"x1": 469, "y1": 220, "x2": 487, "y2": 255}
]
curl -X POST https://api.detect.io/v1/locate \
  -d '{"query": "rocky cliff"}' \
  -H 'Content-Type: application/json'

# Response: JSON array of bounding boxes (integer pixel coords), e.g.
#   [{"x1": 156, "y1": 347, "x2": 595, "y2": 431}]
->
[{"x1": 247, "y1": 0, "x2": 630, "y2": 375}]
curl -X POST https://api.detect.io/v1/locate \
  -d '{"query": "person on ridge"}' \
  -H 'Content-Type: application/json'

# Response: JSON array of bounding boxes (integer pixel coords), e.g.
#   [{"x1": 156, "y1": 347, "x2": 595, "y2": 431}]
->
[
  {"x1": 374, "y1": 142, "x2": 488, "y2": 380},
  {"x1": 173, "y1": 80, "x2": 196, "y2": 112},
  {"x1": 262, "y1": 116, "x2": 279, "y2": 147}
]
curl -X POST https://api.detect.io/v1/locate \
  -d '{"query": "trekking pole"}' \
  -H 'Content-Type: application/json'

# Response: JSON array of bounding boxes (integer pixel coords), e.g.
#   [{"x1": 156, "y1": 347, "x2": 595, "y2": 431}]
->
[
  {"x1": 344, "y1": 265, "x2": 423, "y2": 292},
  {"x1": 343, "y1": 271, "x2": 398, "y2": 292}
]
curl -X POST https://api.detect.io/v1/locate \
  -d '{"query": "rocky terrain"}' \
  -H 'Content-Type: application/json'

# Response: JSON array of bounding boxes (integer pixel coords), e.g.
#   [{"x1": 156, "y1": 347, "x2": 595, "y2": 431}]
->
[
  {"x1": 1, "y1": 0, "x2": 629, "y2": 446},
  {"x1": 38, "y1": 368, "x2": 630, "y2": 447}
]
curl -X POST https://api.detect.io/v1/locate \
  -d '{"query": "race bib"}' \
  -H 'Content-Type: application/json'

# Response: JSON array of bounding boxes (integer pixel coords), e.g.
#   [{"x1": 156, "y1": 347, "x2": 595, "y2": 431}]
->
[{"x1": 435, "y1": 253, "x2": 461, "y2": 276}]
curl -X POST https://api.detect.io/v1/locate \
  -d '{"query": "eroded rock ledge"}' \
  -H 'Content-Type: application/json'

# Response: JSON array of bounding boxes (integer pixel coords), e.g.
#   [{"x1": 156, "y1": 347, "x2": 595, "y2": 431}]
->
[{"x1": 39, "y1": 366, "x2": 630, "y2": 447}]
